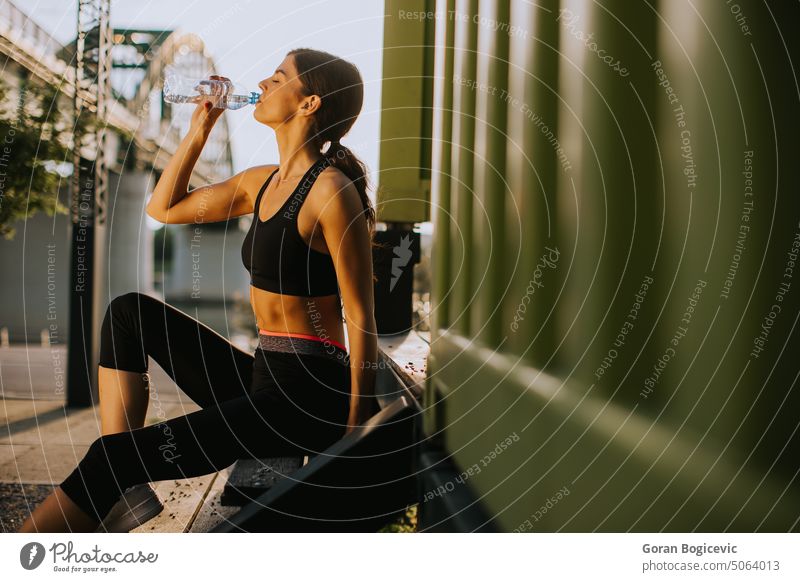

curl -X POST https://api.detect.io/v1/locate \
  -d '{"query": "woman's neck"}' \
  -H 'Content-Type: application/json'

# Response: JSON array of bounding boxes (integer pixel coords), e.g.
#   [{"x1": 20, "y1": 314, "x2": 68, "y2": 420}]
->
[{"x1": 274, "y1": 128, "x2": 320, "y2": 182}]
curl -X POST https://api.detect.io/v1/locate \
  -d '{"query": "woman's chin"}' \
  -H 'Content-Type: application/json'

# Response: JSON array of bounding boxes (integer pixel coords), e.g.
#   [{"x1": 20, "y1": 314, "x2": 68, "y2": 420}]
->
[{"x1": 253, "y1": 108, "x2": 280, "y2": 125}]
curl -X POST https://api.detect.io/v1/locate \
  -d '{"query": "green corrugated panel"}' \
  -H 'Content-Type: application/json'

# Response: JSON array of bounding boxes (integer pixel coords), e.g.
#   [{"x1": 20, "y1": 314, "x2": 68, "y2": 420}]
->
[
  {"x1": 425, "y1": 0, "x2": 800, "y2": 530},
  {"x1": 377, "y1": 0, "x2": 435, "y2": 223},
  {"x1": 430, "y1": 0, "x2": 456, "y2": 334},
  {"x1": 469, "y1": 0, "x2": 510, "y2": 347},
  {"x1": 553, "y1": 0, "x2": 661, "y2": 395},
  {"x1": 448, "y1": 0, "x2": 479, "y2": 337},
  {"x1": 426, "y1": 0, "x2": 457, "y2": 434},
  {"x1": 655, "y1": 0, "x2": 800, "y2": 484},
  {"x1": 504, "y1": 0, "x2": 560, "y2": 369}
]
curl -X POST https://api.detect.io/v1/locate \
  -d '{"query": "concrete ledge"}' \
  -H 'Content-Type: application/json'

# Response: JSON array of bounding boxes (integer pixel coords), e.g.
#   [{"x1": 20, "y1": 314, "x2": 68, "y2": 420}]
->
[{"x1": 377, "y1": 330, "x2": 429, "y2": 401}]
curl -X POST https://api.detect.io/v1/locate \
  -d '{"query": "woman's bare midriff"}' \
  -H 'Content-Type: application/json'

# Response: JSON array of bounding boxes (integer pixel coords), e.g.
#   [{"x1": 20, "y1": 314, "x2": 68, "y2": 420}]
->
[
  {"x1": 247, "y1": 165, "x2": 346, "y2": 344},
  {"x1": 249, "y1": 286, "x2": 346, "y2": 346}
]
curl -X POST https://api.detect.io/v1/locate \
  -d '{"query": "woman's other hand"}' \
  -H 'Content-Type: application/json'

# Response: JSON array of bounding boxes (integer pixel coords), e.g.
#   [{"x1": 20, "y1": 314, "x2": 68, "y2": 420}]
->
[{"x1": 344, "y1": 397, "x2": 380, "y2": 436}]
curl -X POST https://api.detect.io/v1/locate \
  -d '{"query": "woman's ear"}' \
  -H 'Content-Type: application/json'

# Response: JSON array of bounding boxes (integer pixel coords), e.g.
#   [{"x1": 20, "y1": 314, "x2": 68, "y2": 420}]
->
[{"x1": 300, "y1": 94, "x2": 322, "y2": 116}]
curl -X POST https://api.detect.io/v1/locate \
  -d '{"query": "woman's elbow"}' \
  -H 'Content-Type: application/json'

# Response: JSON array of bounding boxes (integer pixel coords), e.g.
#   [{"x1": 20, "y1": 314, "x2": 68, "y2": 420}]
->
[
  {"x1": 347, "y1": 310, "x2": 377, "y2": 333},
  {"x1": 145, "y1": 203, "x2": 168, "y2": 223}
]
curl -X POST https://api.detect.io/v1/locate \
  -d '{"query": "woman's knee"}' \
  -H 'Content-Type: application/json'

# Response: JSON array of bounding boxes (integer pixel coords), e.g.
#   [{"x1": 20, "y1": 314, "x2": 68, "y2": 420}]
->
[
  {"x1": 82, "y1": 433, "x2": 130, "y2": 479},
  {"x1": 105, "y1": 292, "x2": 157, "y2": 323},
  {"x1": 102, "y1": 292, "x2": 143, "y2": 338},
  {"x1": 99, "y1": 293, "x2": 153, "y2": 372}
]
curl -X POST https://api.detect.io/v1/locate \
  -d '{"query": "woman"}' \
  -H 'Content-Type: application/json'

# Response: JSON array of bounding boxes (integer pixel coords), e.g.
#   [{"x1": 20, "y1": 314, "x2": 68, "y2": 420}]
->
[{"x1": 19, "y1": 48, "x2": 379, "y2": 532}]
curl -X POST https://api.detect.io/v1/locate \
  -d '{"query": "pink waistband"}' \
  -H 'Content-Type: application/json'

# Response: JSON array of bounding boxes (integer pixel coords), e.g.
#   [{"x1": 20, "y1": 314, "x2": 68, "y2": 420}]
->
[{"x1": 258, "y1": 329, "x2": 348, "y2": 352}]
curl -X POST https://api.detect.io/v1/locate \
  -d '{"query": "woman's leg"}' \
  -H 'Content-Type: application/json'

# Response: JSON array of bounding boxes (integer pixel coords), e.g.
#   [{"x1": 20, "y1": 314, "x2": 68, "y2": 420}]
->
[
  {"x1": 22, "y1": 380, "x2": 344, "y2": 532},
  {"x1": 97, "y1": 292, "x2": 256, "y2": 431},
  {"x1": 18, "y1": 486, "x2": 100, "y2": 533},
  {"x1": 20, "y1": 292, "x2": 258, "y2": 532},
  {"x1": 99, "y1": 368, "x2": 148, "y2": 435}
]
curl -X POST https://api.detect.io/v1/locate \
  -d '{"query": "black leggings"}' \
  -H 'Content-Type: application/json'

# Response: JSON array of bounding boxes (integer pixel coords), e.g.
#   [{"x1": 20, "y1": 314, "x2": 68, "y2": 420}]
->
[{"x1": 60, "y1": 292, "x2": 351, "y2": 523}]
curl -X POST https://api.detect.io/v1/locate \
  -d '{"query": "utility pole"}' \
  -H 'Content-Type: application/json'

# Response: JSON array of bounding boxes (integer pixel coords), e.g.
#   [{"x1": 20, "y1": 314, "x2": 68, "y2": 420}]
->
[{"x1": 66, "y1": 0, "x2": 112, "y2": 407}]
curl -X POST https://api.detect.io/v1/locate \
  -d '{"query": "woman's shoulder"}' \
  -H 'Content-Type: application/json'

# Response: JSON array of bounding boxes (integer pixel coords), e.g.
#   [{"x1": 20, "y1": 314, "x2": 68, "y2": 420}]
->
[
  {"x1": 315, "y1": 164, "x2": 351, "y2": 191},
  {"x1": 244, "y1": 164, "x2": 280, "y2": 183},
  {"x1": 239, "y1": 164, "x2": 280, "y2": 202},
  {"x1": 307, "y1": 165, "x2": 362, "y2": 214}
]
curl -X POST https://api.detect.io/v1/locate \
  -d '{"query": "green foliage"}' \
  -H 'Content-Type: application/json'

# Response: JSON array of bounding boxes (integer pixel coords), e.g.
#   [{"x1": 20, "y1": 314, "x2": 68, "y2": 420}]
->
[
  {"x1": 0, "y1": 76, "x2": 76, "y2": 239},
  {"x1": 378, "y1": 503, "x2": 418, "y2": 533}
]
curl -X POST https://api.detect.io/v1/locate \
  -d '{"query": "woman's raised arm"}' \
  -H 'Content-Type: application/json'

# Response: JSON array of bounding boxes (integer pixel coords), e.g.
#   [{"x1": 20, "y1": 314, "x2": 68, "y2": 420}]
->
[{"x1": 146, "y1": 75, "x2": 268, "y2": 224}]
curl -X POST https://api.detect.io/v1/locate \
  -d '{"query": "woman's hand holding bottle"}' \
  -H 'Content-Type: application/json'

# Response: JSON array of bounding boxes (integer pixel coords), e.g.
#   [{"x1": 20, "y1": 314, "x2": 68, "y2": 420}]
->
[
  {"x1": 189, "y1": 75, "x2": 231, "y2": 136},
  {"x1": 163, "y1": 65, "x2": 260, "y2": 136}
]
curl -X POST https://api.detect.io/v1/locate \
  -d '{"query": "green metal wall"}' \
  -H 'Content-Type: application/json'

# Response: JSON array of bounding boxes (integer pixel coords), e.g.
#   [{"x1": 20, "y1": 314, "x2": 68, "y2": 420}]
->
[
  {"x1": 426, "y1": 0, "x2": 800, "y2": 531},
  {"x1": 377, "y1": 0, "x2": 435, "y2": 223}
]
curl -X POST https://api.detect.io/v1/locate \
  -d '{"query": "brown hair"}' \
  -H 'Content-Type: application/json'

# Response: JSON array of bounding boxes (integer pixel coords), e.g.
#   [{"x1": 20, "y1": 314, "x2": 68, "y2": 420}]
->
[{"x1": 287, "y1": 48, "x2": 376, "y2": 249}]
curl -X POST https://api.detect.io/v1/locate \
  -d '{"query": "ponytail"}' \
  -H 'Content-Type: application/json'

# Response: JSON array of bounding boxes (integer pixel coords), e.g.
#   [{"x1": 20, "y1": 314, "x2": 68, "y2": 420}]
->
[{"x1": 322, "y1": 140, "x2": 376, "y2": 245}]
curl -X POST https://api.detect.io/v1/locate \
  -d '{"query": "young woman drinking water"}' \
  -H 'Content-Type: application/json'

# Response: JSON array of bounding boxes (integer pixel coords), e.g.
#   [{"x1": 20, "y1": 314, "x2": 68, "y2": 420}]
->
[{"x1": 19, "y1": 47, "x2": 379, "y2": 533}]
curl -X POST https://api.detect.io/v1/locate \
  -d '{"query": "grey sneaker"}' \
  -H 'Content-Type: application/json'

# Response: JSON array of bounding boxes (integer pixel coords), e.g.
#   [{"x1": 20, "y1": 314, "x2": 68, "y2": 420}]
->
[{"x1": 94, "y1": 483, "x2": 164, "y2": 533}]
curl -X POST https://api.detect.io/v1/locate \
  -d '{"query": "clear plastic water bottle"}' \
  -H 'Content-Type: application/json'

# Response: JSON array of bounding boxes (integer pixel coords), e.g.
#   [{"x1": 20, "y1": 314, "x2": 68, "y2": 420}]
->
[{"x1": 162, "y1": 66, "x2": 260, "y2": 110}]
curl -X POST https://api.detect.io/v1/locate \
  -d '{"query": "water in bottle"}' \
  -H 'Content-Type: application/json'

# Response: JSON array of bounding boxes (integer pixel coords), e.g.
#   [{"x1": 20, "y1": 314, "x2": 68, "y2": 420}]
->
[{"x1": 162, "y1": 66, "x2": 260, "y2": 110}]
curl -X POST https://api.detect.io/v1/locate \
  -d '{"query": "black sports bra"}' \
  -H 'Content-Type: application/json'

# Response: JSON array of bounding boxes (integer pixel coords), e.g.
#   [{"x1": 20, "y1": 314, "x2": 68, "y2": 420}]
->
[{"x1": 241, "y1": 157, "x2": 339, "y2": 297}]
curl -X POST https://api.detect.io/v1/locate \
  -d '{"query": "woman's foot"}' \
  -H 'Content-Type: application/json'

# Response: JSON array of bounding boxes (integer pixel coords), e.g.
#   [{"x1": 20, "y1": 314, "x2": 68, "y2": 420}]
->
[{"x1": 94, "y1": 483, "x2": 164, "y2": 533}]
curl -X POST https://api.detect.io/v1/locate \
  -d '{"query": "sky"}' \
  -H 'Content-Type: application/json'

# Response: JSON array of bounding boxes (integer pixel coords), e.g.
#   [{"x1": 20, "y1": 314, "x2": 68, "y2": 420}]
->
[{"x1": 20, "y1": 0, "x2": 386, "y2": 175}]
